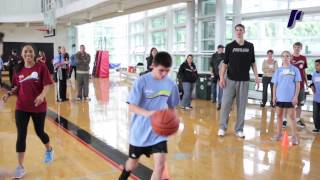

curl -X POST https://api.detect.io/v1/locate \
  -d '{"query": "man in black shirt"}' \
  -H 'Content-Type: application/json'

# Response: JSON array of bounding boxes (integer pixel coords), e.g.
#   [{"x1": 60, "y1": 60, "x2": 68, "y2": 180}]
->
[
  {"x1": 210, "y1": 44, "x2": 225, "y2": 110},
  {"x1": 218, "y1": 24, "x2": 259, "y2": 138}
]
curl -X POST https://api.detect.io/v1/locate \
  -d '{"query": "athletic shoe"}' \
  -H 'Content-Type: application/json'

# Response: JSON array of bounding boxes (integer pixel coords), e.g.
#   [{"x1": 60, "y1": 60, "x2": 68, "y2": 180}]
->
[
  {"x1": 312, "y1": 129, "x2": 320, "y2": 134},
  {"x1": 12, "y1": 166, "x2": 26, "y2": 179},
  {"x1": 76, "y1": 97, "x2": 82, "y2": 101},
  {"x1": 260, "y1": 103, "x2": 265, "y2": 108},
  {"x1": 84, "y1": 97, "x2": 91, "y2": 101},
  {"x1": 44, "y1": 148, "x2": 54, "y2": 163},
  {"x1": 185, "y1": 107, "x2": 191, "y2": 110},
  {"x1": 282, "y1": 121, "x2": 287, "y2": 129},
  {"x1": 217, "y1": 104, "x2": 221, "y2": 110},
  {"x1": 235, "y1": 131, "x2": 245, "y2": 138},
  {"x1": 297, "y1": 120, "x2": 306, "y2": 128},
  {"x1": 291, "y1": 136, "x2": 299, "y2": 145},
  {"x1": 188, "y1": 106, "x2": 193, "y2": 109},
  {"x1": 218, "y1": 129, "x2": 225, "y2": 137},
  {"x1": 271, "y1": 134, "x2": 282, "y2": 141}
]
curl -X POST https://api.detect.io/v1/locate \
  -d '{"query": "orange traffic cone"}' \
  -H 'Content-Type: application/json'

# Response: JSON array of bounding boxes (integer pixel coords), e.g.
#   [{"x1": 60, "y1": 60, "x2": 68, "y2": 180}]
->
[
  {"x1": 281, "y1": 130, "x2": 289, "y2": 147},
  {"x1": 161, "y1": 163, "x2": 170, "y2": 180}
]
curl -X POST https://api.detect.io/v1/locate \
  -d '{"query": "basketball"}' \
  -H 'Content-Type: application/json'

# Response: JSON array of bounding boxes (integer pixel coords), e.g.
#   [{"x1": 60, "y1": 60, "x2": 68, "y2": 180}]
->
[{"x1": 151, "y1": 109, "x2": 180, "y2": 136}]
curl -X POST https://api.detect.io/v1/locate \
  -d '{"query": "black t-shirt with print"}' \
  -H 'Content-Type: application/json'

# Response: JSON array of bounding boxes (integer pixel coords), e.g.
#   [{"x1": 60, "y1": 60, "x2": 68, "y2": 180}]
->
[{"x1": 224, "y1": 40, "x2": 255, "y2": 81}]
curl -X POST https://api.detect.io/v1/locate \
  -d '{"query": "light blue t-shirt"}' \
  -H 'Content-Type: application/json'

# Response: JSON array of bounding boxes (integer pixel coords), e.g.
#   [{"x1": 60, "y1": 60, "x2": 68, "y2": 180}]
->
[
  {"x1": 127, "y1": 72, "x2": 180, "y2": 147},
  {"x1": 272, "y1": 65, "x2": 301, "y2": 102},
  {"x1": 312, "y1": 71, "x2": 320, "y2": 103}
]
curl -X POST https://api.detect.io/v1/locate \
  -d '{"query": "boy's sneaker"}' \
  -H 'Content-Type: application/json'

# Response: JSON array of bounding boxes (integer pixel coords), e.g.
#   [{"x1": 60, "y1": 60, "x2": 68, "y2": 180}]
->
[
  {"x1": 44, "y1": 148, "x2": 54, "y2": 163},
  {"x1": 76, "y1": 97, "x2": 82, "y2": 101},
  {"x1": 235, "y1": 131, "x2": 245, "y2": 139},
  {"x1": 312, "y1": 129, "x2": 320, "y2": 134},
  {"x1": 84, "y1": 97, "x2": 91, "y2": 101},
  {"x1": 282, "y1": 121, "x2": 287, "y2": 128},
  {"x1": 271, "y1": 134, "x2": 282, "y2": 141},
  {"x1": 297, "y1": 120, "x2": 306, "y2": 128},
  {"x1": 260, "y1": 103, "x2": 265, "y2": 108},
  {"x1": 12, "y1": 166, "x2": 26, "y2": 179},
  {"x1": 185, "y1": 107, "x2": 191, "y2": 110},
  {"x1": 291, "y1": 136, "x2": 299, "y2": 145},
  {"x1": 218, "y1": 129, "x2": 225, "y2": 137}
]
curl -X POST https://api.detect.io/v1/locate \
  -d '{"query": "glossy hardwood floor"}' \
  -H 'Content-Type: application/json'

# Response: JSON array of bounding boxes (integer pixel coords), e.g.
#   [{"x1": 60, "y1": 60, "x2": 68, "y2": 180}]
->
[{"x1": 0, "y1": 72, "x2": 319, "y2": 180}]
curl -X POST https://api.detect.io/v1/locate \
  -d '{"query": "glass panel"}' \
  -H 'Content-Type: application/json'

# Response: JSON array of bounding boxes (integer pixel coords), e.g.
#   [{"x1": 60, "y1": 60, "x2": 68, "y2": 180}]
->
[
  {"x1": 226, "y1": 0, "x2": 233, "y2": 14},
  {"x1": 174, "y1": 28, "x2": 186, "y2": 51},
  {"x1": 201, "y1": 0, "x2": 216, "y2": 16},
  {"x1": 242, "y1": 0, "x2": 288, "y2": 13},
  {"x1": 131, "y1": 21, "x2": 144, "y2": 34},
  {"x1": 202, "y1": 21, "x2": 215, "y2": 51},
  {"x1": 175, "y1": 9, "x2": 186, "y2": 24},
  {"x1": 150, "y1": 31, "x2": 167, "y2": 50},
  {"x1": 174, "y1": 55, "x2": 186, "y2": 69},
  {"x1": 150, "y1": 16, "x2": 167, "y2": 29}
]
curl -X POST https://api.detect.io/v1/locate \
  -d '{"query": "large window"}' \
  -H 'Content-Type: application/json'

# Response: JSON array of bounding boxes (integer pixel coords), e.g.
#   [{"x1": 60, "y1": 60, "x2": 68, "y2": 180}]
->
[
  {"x1": 201, "y1": 21, "x2": 215, "y2": 51},
  {"x1": 243, "y1": 14, "x2": 320, "y2": 55}
]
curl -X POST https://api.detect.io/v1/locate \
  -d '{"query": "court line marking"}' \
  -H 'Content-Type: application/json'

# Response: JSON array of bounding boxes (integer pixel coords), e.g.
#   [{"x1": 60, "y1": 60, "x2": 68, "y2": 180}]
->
[{"x1": 67, "y1": 170, "x2": 117, "y2": 180}]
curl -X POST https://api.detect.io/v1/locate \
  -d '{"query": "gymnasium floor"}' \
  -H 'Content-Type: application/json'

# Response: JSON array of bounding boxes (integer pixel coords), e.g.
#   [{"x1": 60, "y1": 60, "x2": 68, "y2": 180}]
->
[{"x1": 0, "y1": 73, "x2": 319, "y2": 180}]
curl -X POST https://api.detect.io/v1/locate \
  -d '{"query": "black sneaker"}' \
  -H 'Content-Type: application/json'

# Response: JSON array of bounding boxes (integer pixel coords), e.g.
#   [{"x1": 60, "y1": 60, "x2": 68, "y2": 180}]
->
[
  {"x1": 297, "y1": 120, "x2": 306, "y2": 128},
  {"x1": 282, "y1": 121, "x2": 287, "y2": 128},
  {"x1": 260, "y1": 103, "x2": 265, "y2": 108},
  {"x1": 312, "y1": 129, "x2": 320, "y2": 133},
  {"x1": 217, "y1": 104, "x2": 221, "y2": 110}
]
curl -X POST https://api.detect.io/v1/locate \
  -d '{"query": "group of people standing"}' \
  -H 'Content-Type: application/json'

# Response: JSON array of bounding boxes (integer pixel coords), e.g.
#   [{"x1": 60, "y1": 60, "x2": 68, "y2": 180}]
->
[{"x1": 53, "y1": 45, "x2": 91, "y2": 102}]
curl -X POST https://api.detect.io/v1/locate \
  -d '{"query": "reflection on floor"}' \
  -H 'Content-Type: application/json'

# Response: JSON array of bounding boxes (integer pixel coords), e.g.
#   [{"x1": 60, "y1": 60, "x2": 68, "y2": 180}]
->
[{"x1": 0, "y1": 72, "x2": 319, "y2": 180}]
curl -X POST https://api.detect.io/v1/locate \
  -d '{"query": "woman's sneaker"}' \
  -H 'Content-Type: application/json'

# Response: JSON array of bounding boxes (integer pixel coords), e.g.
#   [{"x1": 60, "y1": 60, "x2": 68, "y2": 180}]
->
[
  {"x1": 291, "y1": 136, "x2": 299, "y2": 145},
  {"x1": 12, "y1": 166, "x2": 26, "y2": 179},
  {"x1": 271, "y1": 134, "x2": 282, "y2": 141},
  {"x1": 44, "y1": 148, "x2": 54, "y2": 163}
]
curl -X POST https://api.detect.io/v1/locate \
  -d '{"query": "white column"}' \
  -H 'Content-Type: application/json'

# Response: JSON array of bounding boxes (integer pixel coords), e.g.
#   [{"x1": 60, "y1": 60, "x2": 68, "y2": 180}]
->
[
  {"x1": 232, "y1": 0, "x2": 242, "y2": 39},
  {"x1": 186, "y1": 0, "x2": 195, "y2": 54},
  {"x1": 167, "y1": 6, "x2": 174, "y2": 53},
  {"x1": 215, "y1": 0, "x2": 226, "y2": 47}
]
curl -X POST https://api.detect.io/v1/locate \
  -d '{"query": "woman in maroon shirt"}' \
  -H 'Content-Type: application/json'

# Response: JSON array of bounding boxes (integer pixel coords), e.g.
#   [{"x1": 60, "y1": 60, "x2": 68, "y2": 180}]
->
[{"x1": 1, "y1": 45, "x2": 54, "y2": 179}]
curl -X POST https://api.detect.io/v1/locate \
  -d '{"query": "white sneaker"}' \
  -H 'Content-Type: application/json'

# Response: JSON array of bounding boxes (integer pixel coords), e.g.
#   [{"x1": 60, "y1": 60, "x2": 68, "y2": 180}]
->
[
  {"x1": 235, "y1": 131, "x2": 245, "y2": 139},
  {"x1": 218, "y1": 129, "x2": 225, "y2": 137},
  {"x1": 12, "y1": 165, "x2": 26, "y2": 179},
  {"x1": 84, "y1": 97, "x2": 91, "y2": 101}
]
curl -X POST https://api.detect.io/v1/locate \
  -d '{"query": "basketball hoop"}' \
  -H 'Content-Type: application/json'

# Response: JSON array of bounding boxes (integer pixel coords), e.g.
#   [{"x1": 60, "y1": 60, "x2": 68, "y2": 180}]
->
[{"x1": 42, "y1": 0, "x2": 56, "y2": 37}]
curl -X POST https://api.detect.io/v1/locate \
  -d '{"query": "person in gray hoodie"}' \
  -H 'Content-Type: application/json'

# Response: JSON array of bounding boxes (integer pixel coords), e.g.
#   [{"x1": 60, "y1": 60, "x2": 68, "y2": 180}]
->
[{"x1": 75, "y1": 45, "x2": 91, "y2": 101}]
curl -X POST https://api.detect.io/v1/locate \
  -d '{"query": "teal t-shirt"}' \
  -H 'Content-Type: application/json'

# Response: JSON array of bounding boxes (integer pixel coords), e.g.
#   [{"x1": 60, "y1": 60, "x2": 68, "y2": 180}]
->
[{"x1": 127, "y1": 72, "x2": 180, "y2": 147}]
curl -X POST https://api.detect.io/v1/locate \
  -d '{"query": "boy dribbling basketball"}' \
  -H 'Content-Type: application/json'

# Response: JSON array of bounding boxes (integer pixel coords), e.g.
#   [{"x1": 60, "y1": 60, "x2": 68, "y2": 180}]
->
[{"x1": 119, "y1": 52, "x2": 180, "y2": 180}]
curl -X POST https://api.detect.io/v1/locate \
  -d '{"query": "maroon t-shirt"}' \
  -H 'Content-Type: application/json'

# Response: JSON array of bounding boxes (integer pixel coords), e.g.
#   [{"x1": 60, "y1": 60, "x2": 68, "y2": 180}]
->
[
  {"x1": 290, "y1": 55, "x2": 307, "y2": 88},
  {"x1": 13, "y1": 63, "x2": 53, "y2": 112}
]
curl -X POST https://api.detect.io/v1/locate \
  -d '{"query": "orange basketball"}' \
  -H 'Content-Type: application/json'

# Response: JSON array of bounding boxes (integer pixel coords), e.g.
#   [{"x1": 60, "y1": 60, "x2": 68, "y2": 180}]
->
[{"x1": 151, "y1": 109, "x2": 180, "y2": 136}]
